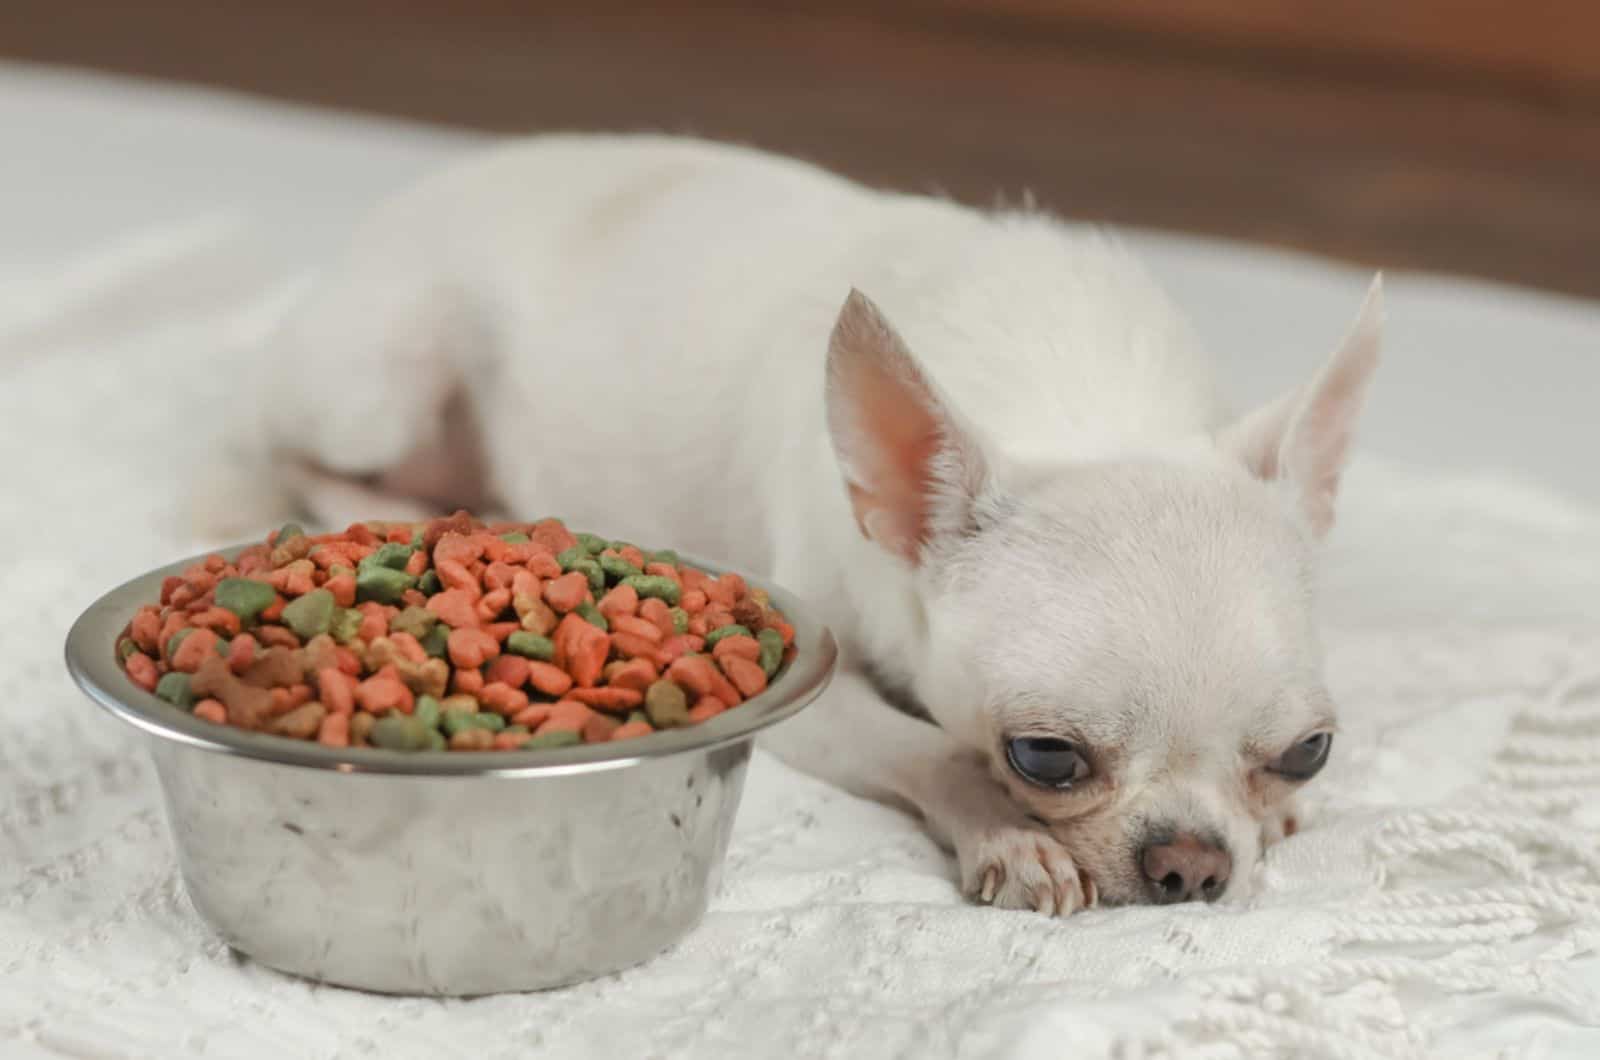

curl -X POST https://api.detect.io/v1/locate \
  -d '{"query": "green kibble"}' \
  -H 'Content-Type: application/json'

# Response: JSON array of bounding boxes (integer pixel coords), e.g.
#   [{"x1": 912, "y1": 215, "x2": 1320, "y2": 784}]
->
[
  {"x1": 428, "y1": 730, "x2": 447, "y2": 751},
  {"x1": 556, "y1": 546, "x2": 588, "y2": 571},
  {"x1": 420, "y1": 624, "x2": 450, "y2": 658},
  {"x1": 443, "y1": 709, "x2": 505, "y2": 736},
  {"x1": 389, "y1": 606, "x2": 438, "y2": 640},
  {"x1": 668, "y1": 607, "x2": 689, "y2": 635},
  {"x1": 330, "y1": 608, "x2": 363, "y2": 644},
  {"x1": 623, "y1": 575, "x2": 680, "y2": 606},
  {"x1": 215, "y1": 577, "x2": 276, "y2": 620},
  {"x1": 442, "y1": 709, "x2": 478, "y2": 737},
  {"x1": 575, "y1": 601, "x2": 609, "y2": 631},
  {"x1": 281, "y1": 588, "x2": 336, "y2": 640},
  {"x1": 361, "y1": 542, "x2": 415, "y2": 571},
  {"x1": 648, "y1": 549, "x2": 679, "y2": 567},
  {"x1": 165, "y1": 627, "x2": 194, "y2": 661},
  {"x1": 645, "y1": 679, "x2": 689, "y2": 728},
  {"x1": 371, "y1": 713, "x2": 433, "y2": 752},
  {"x1": 276, "y1": 522, "x2": 305, "y2": 544},
  {"x1": 522, "y1": 730, "x2": 581, "y2": 750},
  {"x1": 626, "y1": 711, "x2": 649, "y2": 727},
  {"x1": 418, "y1": 570, "x2": 442, "y2": 596},
  {"x1": 757, "y1": 628, "x2": 784, "y2": 678},
  {"x1": 116, "y1": 636, "x2": 138, "y2": 661},
  {"x1": 503, "y1": 724, "x2": 529, "y2": 737},
  {"x1": 215, "y1": 638, "x2": 231, "y2": 657},
  {"x1": 155, "y1": 672, "x2": 194, "y2": 709},
  {"x1": 505, "y1": 632, "x2": 555, "y2": 660},
  {"x1": 576, "y1": 532, "x2": 608, "y2": 555},
  {"x1": 355, "y1": 565, "x2": 416, "y2": 604},
  {"x1": 608, "y1": 539, "x2": 637, "y2": 552},
  {"x1": 414, "y1": 695, "x2": 442, "y2": 731},
  {"x1": 599, "y1": 553, "x2": 643, "y2": 583},
  {"x1": 499, "y1": 532, "x2": 530, "y2": 544},
  {"x1": 703, "y1": 624, "x2": 752, "y2": 648}
]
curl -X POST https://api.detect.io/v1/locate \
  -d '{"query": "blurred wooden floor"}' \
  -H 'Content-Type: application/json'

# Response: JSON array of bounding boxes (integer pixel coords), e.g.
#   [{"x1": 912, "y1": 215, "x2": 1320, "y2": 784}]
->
[{"x1": 4, "y1": 1, "x2": 1599, "y2": 299}]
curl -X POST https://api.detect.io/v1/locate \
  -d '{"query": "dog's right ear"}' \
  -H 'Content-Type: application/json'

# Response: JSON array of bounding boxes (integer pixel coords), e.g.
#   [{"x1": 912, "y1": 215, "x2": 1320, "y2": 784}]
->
[{"x1": 825, "y1": 289, "x2": 991, "y2": 565}]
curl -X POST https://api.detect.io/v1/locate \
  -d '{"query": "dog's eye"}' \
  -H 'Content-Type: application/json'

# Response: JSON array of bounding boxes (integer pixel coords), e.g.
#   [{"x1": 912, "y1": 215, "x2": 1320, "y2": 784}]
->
[
  {"x1": 1271, "y1": 732, "x2": 1332, "y2": 780},
  {"x1": 1005, "y1": 736, "x2": 1088, "y2": 789}
]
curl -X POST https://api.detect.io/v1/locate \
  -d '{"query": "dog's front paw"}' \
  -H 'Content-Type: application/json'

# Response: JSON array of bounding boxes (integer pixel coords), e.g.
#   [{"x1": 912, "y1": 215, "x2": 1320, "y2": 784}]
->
[{"x1": 959, "y1": 827, "x2": 1096, "y2": 916}]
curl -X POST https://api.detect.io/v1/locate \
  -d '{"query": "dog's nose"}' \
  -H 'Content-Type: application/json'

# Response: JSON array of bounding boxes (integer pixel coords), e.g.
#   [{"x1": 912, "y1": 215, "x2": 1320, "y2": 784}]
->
[{"x1": 1140, "y1": 833, "x2": 1231, "y2": 903}]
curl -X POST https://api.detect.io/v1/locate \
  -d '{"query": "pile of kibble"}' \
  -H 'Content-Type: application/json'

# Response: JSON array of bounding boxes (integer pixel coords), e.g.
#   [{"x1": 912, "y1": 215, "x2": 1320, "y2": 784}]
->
[{"x1": 116, "y1": 512, "x2": 795, "y2": 752}]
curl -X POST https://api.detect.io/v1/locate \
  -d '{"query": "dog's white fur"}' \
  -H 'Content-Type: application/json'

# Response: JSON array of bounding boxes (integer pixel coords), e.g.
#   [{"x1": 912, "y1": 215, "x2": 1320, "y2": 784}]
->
[{"x1": 204, "y1": 134, "x2": 1382, "y2": 914}]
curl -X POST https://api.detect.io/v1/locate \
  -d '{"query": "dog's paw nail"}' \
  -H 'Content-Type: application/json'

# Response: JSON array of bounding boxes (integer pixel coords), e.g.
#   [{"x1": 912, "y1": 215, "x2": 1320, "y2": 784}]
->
[
  {"x1": 1078, "y1": 868, "x2": 1099, "y2": 909},
  {"x1": 963, "y1": 827, "x2": 1082, "y2": 917}
]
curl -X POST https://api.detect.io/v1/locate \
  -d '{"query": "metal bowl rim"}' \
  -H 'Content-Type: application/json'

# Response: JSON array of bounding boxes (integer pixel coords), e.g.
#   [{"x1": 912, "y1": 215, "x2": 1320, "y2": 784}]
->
[{"x1": 65, "y1": 541, "x2": 837, "y2": 778}]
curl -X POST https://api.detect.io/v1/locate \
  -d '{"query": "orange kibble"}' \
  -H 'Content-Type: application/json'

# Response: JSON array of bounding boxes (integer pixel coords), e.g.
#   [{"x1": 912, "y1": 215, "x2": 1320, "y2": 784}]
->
[
  {"x1": 597, "y1": 583, "x2": 639, "y2": 620},
  {"x1": 452, "y1": 667, "x2": 485, "y2": 695},
  {"x1": 255, "y1": 625, "x2": 301, "y2": 650},
  {"x1": 712, "y1": 634, "x2": 762, "y2": 664},
  {"x1": 226, "y1": 633, "x2": 258, "y2": 674},
  {"x1": 189, "y1": 607, "x2": 242, "y2": 638},
  {"x1": 529, "y1": 520, "x2": 578, "y2": 555},
  {"x1": 485, "y1": 654, "x2": 530, "y2": 688},
  {"x1": 536, "y1": 699, "x2": 594, "y2": 734},
  {"x1": 483, "y1": 561, "x2": 518, "y2": 591},
  {"x1": 607, "y1": 657, "x2": 659, "y2": 693},
  {"x1": 317, "y1": 713, "x2": 350, "y2": 747},
  {"x1": 525, "y1": 551, "x2": 563, "y2": 580},
  {"x1": 567, "y1": 686, "x2": 644, "y2": 712},
  {"x1": 193, "y1": 699, "x2": 228, "y2": 725},
  {"x1": 334, "y1": 646, "x2": 362, "y2": 675},
  {"x1": 610, "y1": 632, "x2": 662, "y2": 660},
  {"x1": 687, "y1": 696, "x2": 728, "y2": 724},
  {"x1": 355, "y1": 672, "x2": 414, "y2": 715},
  {"x1": 357, "y1": 608, "x2": 387, "y2": 642},
  {"x1": 718, "y1": 656, "x2": 766, "y2": 699},
  {"x1": 388, "y1": 631, "x2": 428, "y2": 664},
  {"x1": 426, "y1": 588, "x2": 480, "y2": 628},
  {"x1": 582, "y1": 712, "x2": 621, "y2": 743},
  {"x1": 618, "y1": 545, "x2": 647, "y2": 570},
  {"x1": 666, "y1": 655, "x2": 717, "y2": 698},
  {"x1": 511, "y1": 703, "x2": 553, "y2": 729},
  {"x1": 687, "y1": 614, "x2": 709, "y2": 637},
  {"x1": 707, "y1": 663, "x2": 743, "y2": 706},
  {"x1": 554, "y1": 613, "x2": 610, "y2": 688},
  {"x1": 260, "y1": 594, "x2": 288, "y2": 624},
  {"x1": 476, "y1": 588, "x2": 512, "y2": 623},
  {"x1": 130, "y1": 607, "x2": 162, "y2": 653},
  {"x1": 701, "y1": 605, "x2": 736, "y2": 631},
  {"x1": 479, "y1": 682, "x2": 530, "y2": 716},
  {"x1": 170, "y1": 628, "x2": 220, "y2": 673},
  {"x1": 644, "y1": 562, "x2": 681, "y2": 583},
  {"x1": 610, "y1": 614, "x2": 664, "y2": 644},
  {"x1": 324, "y1": 571, "x2": 357, "y2": 607},
  {"x1": 493, "y1": 730, "x2": 529, "y2": 751},
  {"x1": 610, "y1": 721, "x2": 655, "y2": 741},
  {"x1": 657, "y1": 634, "x2": 703, "y2": 664},
  {"x1": 404, "y1": 549, "x2": 430, "y2": 578},
  {"x1": 484, "y1": 621, "x2": 520, "y2": 642},
  {"x1": 526, "y1": 660, "x2": 574, "y2": 697},
  {"x1": 318, "y1": 667, "x2": 356, "y2": 715},
  {"x1": 511, "y1": 569, "x2": 540, "y2": 598},
  {"x1": 543, "y1": 572, "x2": 590, "y2": 614},
  {"x1": 435, "y1": 557, "x2": 479, "y2": 592},
  {"x1": 637, "y1": 598, "x2": 675, "y2": 637},
  {"x1": 447, "y1": 627, "x2": 500, "y2": 669},
  {"x1": 125, "y1": 652, "x2": 159, "y2": 692}
]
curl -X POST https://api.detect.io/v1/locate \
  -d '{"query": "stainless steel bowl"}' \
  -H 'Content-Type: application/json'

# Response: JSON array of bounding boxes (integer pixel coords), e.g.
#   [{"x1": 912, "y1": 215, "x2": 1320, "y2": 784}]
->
[{"x1": 65, "y1": 547, "x2": 837, "y2": 996}]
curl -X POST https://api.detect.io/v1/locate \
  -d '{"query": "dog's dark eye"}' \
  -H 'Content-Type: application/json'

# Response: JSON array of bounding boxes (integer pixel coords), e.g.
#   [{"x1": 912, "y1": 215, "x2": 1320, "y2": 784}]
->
[
  {"x1": 1005, "y1": 737, "x2": 1088, "y2": 789},
  {"x1": 1271, "y1": 732, "x2": 1332, "y2": 780}
]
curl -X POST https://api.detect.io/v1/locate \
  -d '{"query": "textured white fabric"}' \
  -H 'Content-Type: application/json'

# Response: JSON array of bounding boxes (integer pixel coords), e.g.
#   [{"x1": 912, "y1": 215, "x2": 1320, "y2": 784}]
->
[{"x1": 4, "y1": 67, "x2": 1600, "y2": 1060}]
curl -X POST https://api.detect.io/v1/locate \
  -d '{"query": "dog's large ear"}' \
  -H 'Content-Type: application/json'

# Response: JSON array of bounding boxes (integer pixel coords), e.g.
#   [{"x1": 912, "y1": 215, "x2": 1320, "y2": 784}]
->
[
  {"x1": 826, "y1": 289, "x2": 991, "y2": 565},
  {"x1": 1220, "y1": 275, "x2": 1384, "y2": 537}
]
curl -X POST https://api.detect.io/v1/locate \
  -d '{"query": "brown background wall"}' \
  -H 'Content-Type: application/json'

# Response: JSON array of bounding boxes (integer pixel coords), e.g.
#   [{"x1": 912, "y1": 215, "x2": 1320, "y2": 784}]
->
[{"x1": 4, "y1": 1, "x2": 1598, "y2": 298}]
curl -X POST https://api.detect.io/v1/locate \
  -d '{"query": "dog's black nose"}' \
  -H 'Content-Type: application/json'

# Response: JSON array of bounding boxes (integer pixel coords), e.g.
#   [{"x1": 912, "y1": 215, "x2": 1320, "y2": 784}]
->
[{"x1": 1139, "y1": 833, "x2": 1231, "y2": 903}]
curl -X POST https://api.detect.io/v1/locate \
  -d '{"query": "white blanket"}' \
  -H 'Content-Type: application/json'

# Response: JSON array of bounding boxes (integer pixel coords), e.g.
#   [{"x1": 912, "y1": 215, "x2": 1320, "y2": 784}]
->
[{"x1": 3, "y1": 65, "x2": 1599, "y2": 1059}]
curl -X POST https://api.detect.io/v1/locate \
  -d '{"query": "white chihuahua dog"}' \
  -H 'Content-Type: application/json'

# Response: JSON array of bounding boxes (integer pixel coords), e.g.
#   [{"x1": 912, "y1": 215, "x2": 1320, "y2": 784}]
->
[{"x1": 203, "y1": 134, "x2": 1381, "y2": 915}]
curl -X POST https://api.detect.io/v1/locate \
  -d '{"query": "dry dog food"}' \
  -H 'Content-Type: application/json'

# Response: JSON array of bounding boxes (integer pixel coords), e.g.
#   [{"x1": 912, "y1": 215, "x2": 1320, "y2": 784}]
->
[{"x1": 116, "y1": 513, "x2": 796, "y2": 751}]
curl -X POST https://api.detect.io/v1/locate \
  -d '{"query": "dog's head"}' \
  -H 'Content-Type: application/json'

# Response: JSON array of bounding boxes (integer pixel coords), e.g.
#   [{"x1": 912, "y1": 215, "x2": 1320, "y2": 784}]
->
[{"x1": 825, "y1": 281, "x2": 1382, "y2": 905}]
